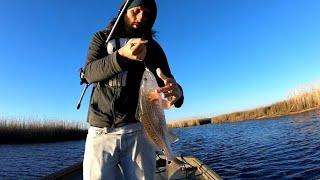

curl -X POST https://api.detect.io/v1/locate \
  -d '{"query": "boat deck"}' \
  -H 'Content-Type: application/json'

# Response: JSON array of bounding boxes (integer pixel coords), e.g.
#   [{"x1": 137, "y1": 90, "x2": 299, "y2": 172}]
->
[{"x1": 43, "y1": 155, "x2": 221, "y2": 180}]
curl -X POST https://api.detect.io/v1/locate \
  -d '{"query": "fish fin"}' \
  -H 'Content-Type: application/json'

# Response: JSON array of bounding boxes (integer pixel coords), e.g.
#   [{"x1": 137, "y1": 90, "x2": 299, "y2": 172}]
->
[
  {"x1": 135, "y1": 101, "x2": 141, "y2": 122},
  {"x1": 166, "y1": 128, "x2": 179, "y2": 144},
  {"x1": 135, "y1": 92, "x2": 144, "y2": 122}
]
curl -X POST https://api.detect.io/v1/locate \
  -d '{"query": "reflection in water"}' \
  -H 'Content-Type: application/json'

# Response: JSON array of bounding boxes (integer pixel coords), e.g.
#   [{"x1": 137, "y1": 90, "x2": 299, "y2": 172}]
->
[{"x1": 0, "y1": 110, "x2": 320, "y2": 179}]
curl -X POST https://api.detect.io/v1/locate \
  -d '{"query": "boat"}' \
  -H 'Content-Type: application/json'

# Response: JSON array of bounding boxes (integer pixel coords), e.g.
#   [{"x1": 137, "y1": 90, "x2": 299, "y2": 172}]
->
[{"x1": 43, "y1": 155, "x2": 222, "y2": 180}]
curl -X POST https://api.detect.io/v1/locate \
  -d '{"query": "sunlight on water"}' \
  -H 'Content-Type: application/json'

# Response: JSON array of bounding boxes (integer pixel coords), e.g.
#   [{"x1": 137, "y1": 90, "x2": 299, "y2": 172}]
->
[{"x1": 0, "y1": 110, "x2": 320, "y2": 179}]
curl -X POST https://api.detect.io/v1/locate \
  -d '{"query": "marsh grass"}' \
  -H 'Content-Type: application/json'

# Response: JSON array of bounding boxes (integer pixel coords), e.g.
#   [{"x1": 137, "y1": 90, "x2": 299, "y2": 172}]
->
[
  {"x1": 169, "y1": 86, "x2": 320, "y2": 128},
  {"x1": 0, "y1": 117, "x2": 87, "y2": 144},
  {"x1": 167, "y1": 118, "x2": 211, "y2": 128}
]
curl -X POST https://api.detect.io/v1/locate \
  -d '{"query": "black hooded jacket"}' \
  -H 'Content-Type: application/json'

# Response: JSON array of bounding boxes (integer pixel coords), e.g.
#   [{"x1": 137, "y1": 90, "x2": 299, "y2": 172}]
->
[{"x1": 83, "y1": 2, "x2": 184, "y2": 128}]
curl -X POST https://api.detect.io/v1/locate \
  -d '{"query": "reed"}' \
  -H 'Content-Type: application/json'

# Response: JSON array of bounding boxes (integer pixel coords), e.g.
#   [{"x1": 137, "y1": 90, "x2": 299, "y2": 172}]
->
[
  {"x1": 169, "y1": 85, "x2": 320, "y2": 128},
  {"x1": 0, "y1": 117, "x2": 87, "y2": 144},
  {"x1": 168, "y1": 118, "x2": 210, "y2": 128}
]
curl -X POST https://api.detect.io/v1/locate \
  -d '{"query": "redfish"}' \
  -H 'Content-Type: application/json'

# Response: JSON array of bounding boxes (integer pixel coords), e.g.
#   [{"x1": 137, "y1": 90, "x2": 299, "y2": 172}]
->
[{"x1": 136, "y1": 68, "x2": 186, "y2": 178}]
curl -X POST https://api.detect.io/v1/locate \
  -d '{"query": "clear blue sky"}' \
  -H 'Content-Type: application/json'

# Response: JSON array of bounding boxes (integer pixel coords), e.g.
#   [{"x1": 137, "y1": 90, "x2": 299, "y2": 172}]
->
[{"x1": 1, "y1": 0, "x2": 320, "y2": 122}]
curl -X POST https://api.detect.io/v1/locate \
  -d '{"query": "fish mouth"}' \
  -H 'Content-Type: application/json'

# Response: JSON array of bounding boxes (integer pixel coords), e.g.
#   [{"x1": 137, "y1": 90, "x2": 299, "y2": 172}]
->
[{"x1": 148, "y1": 91, "x2": 160, "y2": 102}]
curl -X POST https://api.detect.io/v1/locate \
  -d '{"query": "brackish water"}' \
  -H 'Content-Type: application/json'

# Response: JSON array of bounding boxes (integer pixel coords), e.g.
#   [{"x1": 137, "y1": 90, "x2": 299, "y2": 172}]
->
[{"x1": 1, "y1": 110, "x2": 320, "y2": 179}]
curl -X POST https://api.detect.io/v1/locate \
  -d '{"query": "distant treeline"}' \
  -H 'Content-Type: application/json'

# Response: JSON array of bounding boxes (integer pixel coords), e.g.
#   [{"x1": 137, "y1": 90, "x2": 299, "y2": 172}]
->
[
  {"x1": 0, "y1": 119, "x2": 87, "y2": 144},
  {"x1": 168, "y1": 86, "x2": 320, "y2": 128}
]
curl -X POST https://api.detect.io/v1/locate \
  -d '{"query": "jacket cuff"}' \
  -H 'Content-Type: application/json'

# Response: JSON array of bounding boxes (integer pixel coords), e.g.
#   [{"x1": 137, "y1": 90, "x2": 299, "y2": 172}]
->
[
  {"x1": 174, "y1": 96, "x2": 184, "y2": 108},
  {"x1": 116, "y1": 51, "x2": 129, "y2": 70},
  {"x1": 174, "y1": 84, "x2": 184, "y2": 108}
]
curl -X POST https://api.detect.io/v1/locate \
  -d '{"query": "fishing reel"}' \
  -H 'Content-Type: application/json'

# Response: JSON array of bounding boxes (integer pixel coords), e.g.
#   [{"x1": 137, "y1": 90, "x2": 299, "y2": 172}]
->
[
  {"x1": 76, "y1": 68, "x2": 90, "y2": 110},
  {"x1": 79, "y1": 68, "x2": 88, "y2": 85},
  {"x1": 76, "y1": 0, "x2": 133, "y2": 110}
]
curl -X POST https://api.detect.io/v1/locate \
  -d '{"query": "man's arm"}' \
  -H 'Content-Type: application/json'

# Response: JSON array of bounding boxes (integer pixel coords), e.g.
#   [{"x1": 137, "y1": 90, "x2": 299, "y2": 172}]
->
[{"x1": 83, "y1": 32, "x2": 127, "y2": 83}]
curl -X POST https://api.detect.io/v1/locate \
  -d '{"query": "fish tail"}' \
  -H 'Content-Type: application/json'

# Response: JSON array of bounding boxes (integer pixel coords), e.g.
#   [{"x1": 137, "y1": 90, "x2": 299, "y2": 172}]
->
[{"x1": 166, "y1": 157, "x2": 192, "y2": 179}]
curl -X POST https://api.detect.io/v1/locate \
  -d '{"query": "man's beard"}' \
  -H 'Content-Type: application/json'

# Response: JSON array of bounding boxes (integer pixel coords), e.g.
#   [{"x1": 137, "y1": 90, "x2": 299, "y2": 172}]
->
[{"x1": 124, "y1": 21, "x2": 150, "y2": 38}]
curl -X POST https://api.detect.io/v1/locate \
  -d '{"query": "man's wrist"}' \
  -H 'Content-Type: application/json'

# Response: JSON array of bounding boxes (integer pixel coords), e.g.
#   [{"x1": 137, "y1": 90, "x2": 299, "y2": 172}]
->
[{"x1": 116, "y1": 51, "x2": 129, "y2": 69}]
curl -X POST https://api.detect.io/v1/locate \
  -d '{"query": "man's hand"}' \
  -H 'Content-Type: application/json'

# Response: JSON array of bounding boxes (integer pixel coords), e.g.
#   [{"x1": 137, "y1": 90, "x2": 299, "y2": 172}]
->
[
  {"x1": 156, "y1": 68, "x2": 182, "y2": 107},
  {"x1": 118, "y1": 38, "x2": 148, "y2": 61}
]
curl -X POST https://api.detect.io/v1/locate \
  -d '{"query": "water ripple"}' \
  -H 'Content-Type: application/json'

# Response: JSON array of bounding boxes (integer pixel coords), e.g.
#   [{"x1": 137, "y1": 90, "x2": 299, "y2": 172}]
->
[
  {"x1": 1, "y1": 110, "x2": 320, "y2": 179},
  {"x1": 172, "y1": 110, "x2": 320, "y2": 179}
]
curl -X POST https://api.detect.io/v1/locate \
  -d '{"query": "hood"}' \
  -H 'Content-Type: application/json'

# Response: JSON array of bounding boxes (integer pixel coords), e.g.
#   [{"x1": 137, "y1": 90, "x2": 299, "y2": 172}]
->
[{"x1": 120, "y1": 0, "x2": 157, "y2": 28}]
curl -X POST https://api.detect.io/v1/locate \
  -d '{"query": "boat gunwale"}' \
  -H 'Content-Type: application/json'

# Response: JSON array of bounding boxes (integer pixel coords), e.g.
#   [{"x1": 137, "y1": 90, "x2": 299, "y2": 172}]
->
[{"x1": 42, "y1": 156, "x2": 222, "y2": 180}]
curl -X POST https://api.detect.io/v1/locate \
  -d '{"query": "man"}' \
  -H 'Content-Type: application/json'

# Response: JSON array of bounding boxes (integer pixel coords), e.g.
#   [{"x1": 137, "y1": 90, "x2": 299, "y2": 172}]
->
[{"x1": 82, "y1": 0, "x2": 184, "y2": 179}]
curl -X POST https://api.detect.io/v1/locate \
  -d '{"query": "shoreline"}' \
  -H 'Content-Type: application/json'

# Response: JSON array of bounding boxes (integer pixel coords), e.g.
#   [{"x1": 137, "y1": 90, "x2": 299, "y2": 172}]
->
[
  {"x1": 0, "y1": 120, "x2": 87, "y2": 144},
  {"x1": 1, "y1": 106, "x2": 319, "y2": 143},
  {"x1": 168, "y1": 107, "x2": 320, "y2": 129},
  {"x1": 255, "y1": 106, "x2": 320, "y2": 120},
  {"x1": 168, "y1": 87, "x2": 320, "y2": 128},
  {"x1": 2, "y1": 87, "x2": 320, "y2": 141}
]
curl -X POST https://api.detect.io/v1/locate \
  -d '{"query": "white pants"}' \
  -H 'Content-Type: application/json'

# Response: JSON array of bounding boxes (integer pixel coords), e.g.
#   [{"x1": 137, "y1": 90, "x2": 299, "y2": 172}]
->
[{"x1": 83, "y1": 123, "x2": 156, "y2": 180}]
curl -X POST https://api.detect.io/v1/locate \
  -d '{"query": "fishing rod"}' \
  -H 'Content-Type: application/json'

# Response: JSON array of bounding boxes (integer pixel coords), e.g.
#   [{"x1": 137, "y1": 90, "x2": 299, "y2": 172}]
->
[{"x1": 76, "y1": 0, "x2": 133, "y2": 110}]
